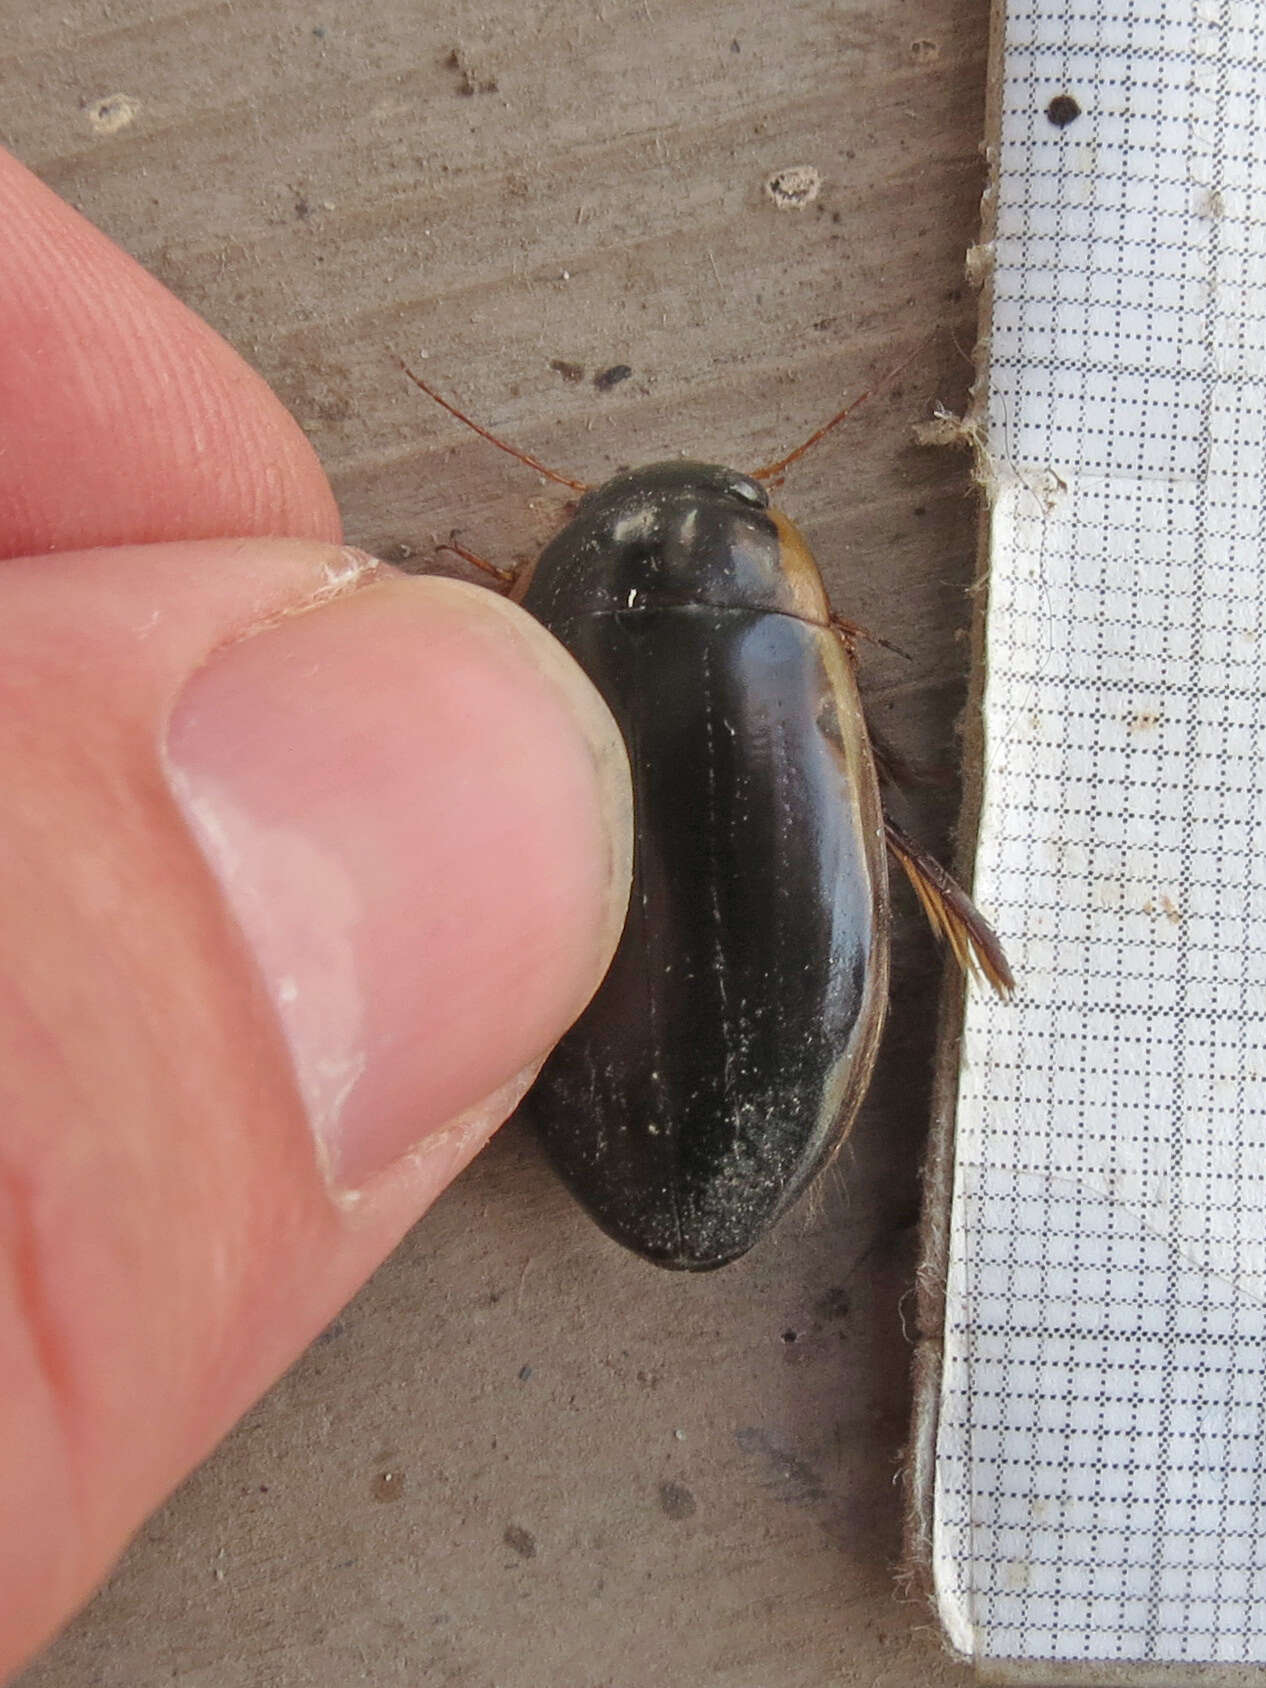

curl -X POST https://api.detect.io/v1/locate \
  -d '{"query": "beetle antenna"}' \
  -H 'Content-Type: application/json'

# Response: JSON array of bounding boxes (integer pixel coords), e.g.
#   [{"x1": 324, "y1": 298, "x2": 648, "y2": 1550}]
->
[
  {"x1": 396, "y1": 358, "x2": 590, "y2": 494},
  {"x1": 750, "y1": 332, "x2": 939, "y2": 486}
]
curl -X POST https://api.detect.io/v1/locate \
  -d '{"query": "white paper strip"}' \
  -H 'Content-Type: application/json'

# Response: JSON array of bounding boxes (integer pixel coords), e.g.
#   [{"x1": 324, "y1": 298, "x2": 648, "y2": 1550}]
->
[{"x1": 933, "y1": 0, "x2": 1266, "y2": 1669}]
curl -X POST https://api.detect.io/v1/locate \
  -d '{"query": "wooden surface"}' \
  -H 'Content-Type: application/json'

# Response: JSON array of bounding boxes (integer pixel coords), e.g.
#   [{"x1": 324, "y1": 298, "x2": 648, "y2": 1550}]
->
[{"x1": 5, "y1": 2, "x2": 989, "y2": 1682}]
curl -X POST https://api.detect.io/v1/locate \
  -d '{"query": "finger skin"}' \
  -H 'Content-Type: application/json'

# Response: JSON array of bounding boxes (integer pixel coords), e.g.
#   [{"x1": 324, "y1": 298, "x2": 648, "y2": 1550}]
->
[
  {"x1": 0, "y1": 146, "x2": 631, "y2": 1680},
  {"x1": 0, "y1": 543, "x2": 374, "y2": 1671},
  {"x1": 0, "y1": 148, "x2": 341, "y2": 555},
  {"x1": 0, "y1": 539, "x2": 630, "y2": 1676}
]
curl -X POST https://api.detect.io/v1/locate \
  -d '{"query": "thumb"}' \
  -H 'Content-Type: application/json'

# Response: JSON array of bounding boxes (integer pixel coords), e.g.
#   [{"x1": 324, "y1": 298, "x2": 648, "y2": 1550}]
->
[{"x1": 0, "y1": 537, "x2": 631, "y2": 1676}]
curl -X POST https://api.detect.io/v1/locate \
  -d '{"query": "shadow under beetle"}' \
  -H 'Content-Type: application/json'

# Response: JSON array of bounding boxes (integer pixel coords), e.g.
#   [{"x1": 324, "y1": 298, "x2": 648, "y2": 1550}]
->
[{"x1": 402, "y1": 361, "x2": 1013, "y2": 1271}]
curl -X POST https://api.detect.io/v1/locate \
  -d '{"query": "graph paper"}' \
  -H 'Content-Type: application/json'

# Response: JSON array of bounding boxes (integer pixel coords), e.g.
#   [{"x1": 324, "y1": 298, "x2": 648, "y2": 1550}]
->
[{"x1": 924, "y1": 0, "x2": 1266, "y2": 1675}]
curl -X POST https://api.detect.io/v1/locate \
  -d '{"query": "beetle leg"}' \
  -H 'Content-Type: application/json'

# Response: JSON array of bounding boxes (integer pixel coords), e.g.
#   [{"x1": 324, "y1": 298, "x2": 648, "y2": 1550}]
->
[
  {"x1": 437, "y1": 533, "x2": 518, "y2": 592},
  {"x1": 883, "y1": 815, "x2": 1014, "y2": 1000},
  {"x1": 829, "y1": 611, "x2": 911, "y2": 661}
]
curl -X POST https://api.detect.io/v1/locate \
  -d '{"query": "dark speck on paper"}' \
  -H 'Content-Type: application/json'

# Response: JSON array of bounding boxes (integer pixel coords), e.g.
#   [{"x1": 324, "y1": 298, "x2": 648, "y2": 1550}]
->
[{"x1": 1046, "y1": 93, "x2": 1081, "y2": 128}]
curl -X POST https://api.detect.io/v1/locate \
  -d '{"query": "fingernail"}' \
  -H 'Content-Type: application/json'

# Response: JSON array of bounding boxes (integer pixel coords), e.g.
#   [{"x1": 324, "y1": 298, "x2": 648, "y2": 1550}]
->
[{"x1": 165, "y1": 567, "x2": 632, "y2": 1190}]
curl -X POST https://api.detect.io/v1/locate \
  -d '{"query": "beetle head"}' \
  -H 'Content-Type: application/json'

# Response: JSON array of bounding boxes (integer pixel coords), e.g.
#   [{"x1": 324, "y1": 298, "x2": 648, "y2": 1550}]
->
[{"x1": 520, "y1": 460, "x2": 831, "y2": 626}]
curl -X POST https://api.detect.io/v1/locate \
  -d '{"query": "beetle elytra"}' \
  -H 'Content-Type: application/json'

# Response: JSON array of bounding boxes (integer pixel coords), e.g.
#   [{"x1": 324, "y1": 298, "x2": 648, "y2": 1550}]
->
[{"x1": 402, "y1": 362, "x2": 1012, "y2": 1269}]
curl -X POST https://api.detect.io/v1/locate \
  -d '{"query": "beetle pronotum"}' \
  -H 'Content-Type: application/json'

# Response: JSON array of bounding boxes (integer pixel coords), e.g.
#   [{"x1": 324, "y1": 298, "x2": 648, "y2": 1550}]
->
[{"x1": 401, "y1": 359, "x2": 1012, "y2": 1270}]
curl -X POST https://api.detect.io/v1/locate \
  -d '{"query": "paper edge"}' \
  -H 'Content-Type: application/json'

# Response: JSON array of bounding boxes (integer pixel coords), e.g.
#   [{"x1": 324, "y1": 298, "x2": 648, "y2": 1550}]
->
[
  {"x1": 900, "y1": 0, "x2": 1008, "y2": 1649},
  {"x1": 904, "y1": 0, "x2": 1266, "y2": 1681}
]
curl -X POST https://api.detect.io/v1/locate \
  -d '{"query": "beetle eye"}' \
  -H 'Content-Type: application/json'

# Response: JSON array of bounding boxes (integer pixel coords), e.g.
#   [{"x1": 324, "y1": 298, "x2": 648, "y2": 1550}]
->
[{"x1": 725, "y1": 474, "x2": 769, "y2": 509}]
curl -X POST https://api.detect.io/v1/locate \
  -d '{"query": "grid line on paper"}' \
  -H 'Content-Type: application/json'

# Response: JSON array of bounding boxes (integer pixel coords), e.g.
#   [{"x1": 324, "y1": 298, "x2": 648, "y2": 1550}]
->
[{"x1": 931, "y1": 0, "x2": 1266, "y2": 1670}]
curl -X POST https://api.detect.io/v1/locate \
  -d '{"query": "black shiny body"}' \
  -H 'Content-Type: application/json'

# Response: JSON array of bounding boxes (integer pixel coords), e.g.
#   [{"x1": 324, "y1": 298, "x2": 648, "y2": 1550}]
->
[{"x1": 520, "y1": 463, "x2": 889, "y2": 1270}]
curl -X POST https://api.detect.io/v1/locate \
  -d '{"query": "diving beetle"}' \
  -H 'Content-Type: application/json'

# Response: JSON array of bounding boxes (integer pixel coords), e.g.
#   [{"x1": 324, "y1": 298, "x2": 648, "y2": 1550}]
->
[{"x1": 401, "y1": 362, "x2": 1012, "y2": 1271}]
